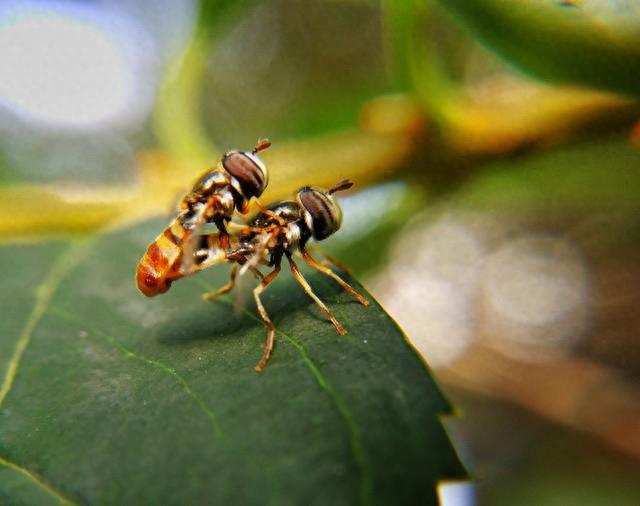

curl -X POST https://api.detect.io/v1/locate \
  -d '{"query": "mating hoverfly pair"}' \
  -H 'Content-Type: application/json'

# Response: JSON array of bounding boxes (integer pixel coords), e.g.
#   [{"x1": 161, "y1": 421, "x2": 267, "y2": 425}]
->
[{"x1": 136, "y1": 139, "x2": 368, "y2": 371}]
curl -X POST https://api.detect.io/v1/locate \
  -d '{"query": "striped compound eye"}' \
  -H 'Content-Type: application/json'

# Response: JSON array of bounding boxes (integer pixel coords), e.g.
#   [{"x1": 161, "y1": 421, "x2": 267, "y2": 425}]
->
[
  {"x1": 296, "y1": 179, "x2": 353, "y2": 241},
  {"x1": 223, "y1": 139, "x2": 270, "y2": 201}
]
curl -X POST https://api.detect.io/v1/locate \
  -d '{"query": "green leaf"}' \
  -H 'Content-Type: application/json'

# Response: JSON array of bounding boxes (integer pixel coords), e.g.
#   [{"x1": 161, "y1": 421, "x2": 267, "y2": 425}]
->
[
  {"x1": 455, "y1": 138, "x2": 640, "y2": 211},
  {"x1": 438, "y1": 0, "x2": 640, "y2": 96},
  {"x1": 0, "y1": 221, "x2": 465, "y2": 505}
]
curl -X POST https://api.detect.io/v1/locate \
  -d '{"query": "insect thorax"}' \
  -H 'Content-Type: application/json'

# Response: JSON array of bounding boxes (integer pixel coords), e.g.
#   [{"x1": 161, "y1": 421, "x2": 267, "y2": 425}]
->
[{"x1": 190, "y1": 168, "x2": 230, "y2": 197}]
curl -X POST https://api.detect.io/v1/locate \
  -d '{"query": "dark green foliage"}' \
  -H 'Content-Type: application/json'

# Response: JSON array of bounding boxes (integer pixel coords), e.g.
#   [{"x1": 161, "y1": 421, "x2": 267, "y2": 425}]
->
[
  {"x1": 439, "y1": 0, "x2": 640, "y2": 96},
  {"x1": 0, "y1": 220, "x2": 464, "y2": 505}
]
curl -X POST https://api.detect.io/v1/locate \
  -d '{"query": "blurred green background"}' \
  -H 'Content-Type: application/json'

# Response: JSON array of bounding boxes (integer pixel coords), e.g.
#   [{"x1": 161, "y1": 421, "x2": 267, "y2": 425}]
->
[{"x1": 0, "y1": 0, "x2": 639, "y2": 504}]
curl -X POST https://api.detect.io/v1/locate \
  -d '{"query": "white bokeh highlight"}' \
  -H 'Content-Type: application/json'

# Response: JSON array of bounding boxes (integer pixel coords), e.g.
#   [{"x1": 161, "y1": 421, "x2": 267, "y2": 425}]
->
[
  {"x1": 0, "y1": 2, "x2": 155, "y2": 129},
  {"x1": 438, "y1": 482, "x2": 476, "y2": 506},
  {"x1": 479, "y1": 235, "x2": 590, "y2": 362},
  {"x1": 369, "y1": 216, "x2": 484, "y2": 368},
  {"x1": 369, "y1": 213, "x2": 592, "y2": 368}
]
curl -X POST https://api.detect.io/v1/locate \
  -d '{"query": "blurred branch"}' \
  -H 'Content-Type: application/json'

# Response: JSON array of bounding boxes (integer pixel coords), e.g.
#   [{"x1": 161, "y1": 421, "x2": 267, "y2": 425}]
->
[
  {"x1": 443, "y1": 79, "x2": 635, "y2": 155},
  {"x1": 0, "y1": 185, "x2": 128, "y2": 240},
  {"x1": 442, "y1": 345, "x2": 640, "y2": 460},
  {"x1": 382, "y1": 0, "x2": 460, "y2": 125},
  {"x1": 152, "y1": 0, "x2": 259, "y2": 159},
  {"x1": 0, "y1": 85, "x2": 635, "y2": 241}
]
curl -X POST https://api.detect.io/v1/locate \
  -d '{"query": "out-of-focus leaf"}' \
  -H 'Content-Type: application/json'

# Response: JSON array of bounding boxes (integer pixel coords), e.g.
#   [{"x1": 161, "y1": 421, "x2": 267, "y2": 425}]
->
[
  {"x1": 480, "y1": 425, "x2": 640, "y2": 505},
  {"x1": 383, "y1": 1, "x2": 636, "y2": 154},
  {"x1": 382, "y1": 0, "x2": 460, "y2": 121},
  {"x1": 198, "y1": 0, "x2": 257, "y2": 32},
  {"x1": 455, "y1": 138, "x2": 640, "y2": 210},
  {"x1": 0, "y1": 221, "x2": 465, "y2": 505},
  {"x1": 266, "y1": 81, "x2": 390, "y2": 140},
  {"x1": 157, "y1": 0, "x2": 389, "y2": 160},
  {"x1": 438, "y1": 0, "x2": 640, "y2": 96}
]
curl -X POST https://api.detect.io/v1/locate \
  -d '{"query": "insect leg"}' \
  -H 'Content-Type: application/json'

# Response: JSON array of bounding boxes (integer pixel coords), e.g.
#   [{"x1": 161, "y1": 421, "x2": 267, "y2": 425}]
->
[
  {"x1": 248, "y1": 266, "x2": 265, "y2": 281},
  {"x1": 214, "y1": 217, "x2": 230, "y2": 250},
  {"x1": 286, "y1": 252, "x2": 347, "y2": 335},
  {"x1": 305, "y1": 247, "x2": 352, "y2": 273},
  {"x1": 254, "y1": 264, "x2": 282, "y2": 372},
  {"x1": 202, "y1": 265, "x2": 238, "y2": 301},
  {"x1": 321, "y1": 253, "x2": 352, "y2": 274},
  {"x1": 226, "y1": 221, "x2": 250, "y2": 233},
  {"x1": 300, "y1": 248, "x2": 368, "y2": 306}
]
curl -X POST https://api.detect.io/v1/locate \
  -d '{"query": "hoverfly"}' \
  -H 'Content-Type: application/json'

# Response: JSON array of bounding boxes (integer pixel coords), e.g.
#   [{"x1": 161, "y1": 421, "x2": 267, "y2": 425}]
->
[
  {"x1": 196, "y1": 179, "x2": 369, "y2": 371},
  {"x1": 136, "y1": 138, "x2": 271, "y2": 297}
]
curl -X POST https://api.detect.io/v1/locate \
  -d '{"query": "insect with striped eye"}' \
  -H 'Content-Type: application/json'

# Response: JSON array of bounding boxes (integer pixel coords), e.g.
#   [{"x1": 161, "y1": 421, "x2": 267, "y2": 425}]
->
[
  {"x1": 196, "y1": 179, "x2": 369, "y2": 371},
  {"x1": 136, "y1": 138, "x2": 271, "y2": 297}
]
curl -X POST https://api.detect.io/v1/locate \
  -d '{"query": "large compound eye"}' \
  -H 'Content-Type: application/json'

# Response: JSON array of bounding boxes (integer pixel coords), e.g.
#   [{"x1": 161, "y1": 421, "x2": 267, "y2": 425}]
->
[
  {"x1": 297, "y1": 187, "x2": 343, "y2": 240},
  {"x1": 223, "y1": 151, "x2": 268, "y2": 200}
]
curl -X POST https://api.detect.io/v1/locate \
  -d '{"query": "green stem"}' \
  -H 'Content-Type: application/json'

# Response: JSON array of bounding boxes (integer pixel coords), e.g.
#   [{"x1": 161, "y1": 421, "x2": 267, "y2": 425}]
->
[
  {"x1": 152, "y1": 1, "x2": 259, "y2": 160},
  {"x1": 381, "y1": 0, "x2": 461, "y2": 125},
  {"x1": 153, "y1": 29, "x2": 217, "y2": 160}
]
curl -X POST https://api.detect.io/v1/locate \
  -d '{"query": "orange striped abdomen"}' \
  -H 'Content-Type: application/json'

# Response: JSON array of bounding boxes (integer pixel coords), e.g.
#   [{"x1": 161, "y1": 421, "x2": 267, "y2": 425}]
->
[{"x1": 136, "y1": 220, "x2": 187, "y2": 297}]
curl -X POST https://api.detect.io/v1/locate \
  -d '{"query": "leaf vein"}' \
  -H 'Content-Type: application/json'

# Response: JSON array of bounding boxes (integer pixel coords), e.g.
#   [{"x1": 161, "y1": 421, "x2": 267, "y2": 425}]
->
[
  {"x1": 0, "y1": 454, "x2": 80, "y2": 506},
  {"x1": 0, "y1": 241, "x2": 89, "y2": 410},
  {"x1": 194, "y1": 278, "x2": 373, "y2": 505},
  {"x1": 277, "y1": 330, "x2": 373, "y2": 506},
  {"x1": 49, "y1": 309, "x2": 223, "y2": 439}
]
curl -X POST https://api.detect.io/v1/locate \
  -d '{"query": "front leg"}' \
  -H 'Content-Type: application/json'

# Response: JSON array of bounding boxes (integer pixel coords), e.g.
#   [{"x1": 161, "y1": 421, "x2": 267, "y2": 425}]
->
[
  {"x1": 300, "y1": 248, "x2": 368, "y2": 306},
  {"x1": 213, "y1": 217, "x2": 230, "y2": 250},
  {"x1": 286, "y1": 252, "x2": 347, "y2": 335}
]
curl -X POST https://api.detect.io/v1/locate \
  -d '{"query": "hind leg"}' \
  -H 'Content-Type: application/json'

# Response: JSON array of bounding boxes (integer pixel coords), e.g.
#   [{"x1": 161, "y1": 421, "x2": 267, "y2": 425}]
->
[
  {"x1": 253, "y1": 265, "x2": 282, "y2": 372},
  {"x1": 202, "y1": 265, "x2": 238, "y2": 300}
]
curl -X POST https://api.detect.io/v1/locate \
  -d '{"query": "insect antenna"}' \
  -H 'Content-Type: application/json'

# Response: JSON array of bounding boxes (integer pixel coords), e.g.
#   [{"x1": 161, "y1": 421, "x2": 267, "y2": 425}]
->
[
  {"x1": 252, "y1": 138, "x2": 271, "y2": 154},
  {"x1": 328, "y1": 179, "x2": 353, "y2": 195}
]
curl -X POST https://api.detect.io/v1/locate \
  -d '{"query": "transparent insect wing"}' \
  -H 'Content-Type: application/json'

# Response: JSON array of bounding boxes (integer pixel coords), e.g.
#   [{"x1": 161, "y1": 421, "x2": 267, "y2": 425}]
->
[
  {"x1": 177, "y1": 205, "x2": 208, "y2": 275},
  {"x1": 238, "y1": 232, "x2": 272, "y2": 276},
  {"x1": 180, "y1": 229, "x2": 228, "y2": 276}
]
